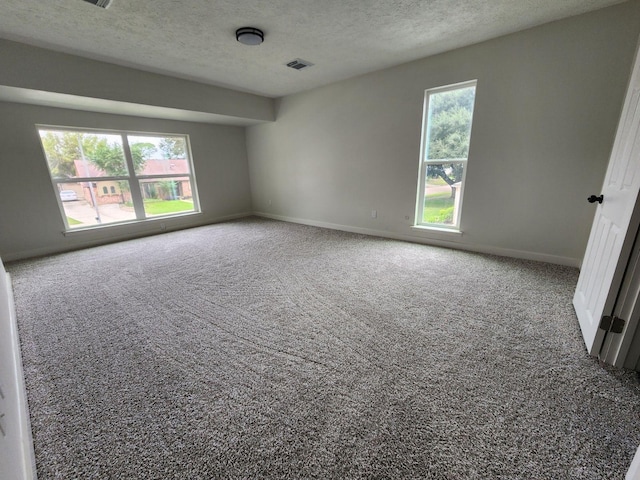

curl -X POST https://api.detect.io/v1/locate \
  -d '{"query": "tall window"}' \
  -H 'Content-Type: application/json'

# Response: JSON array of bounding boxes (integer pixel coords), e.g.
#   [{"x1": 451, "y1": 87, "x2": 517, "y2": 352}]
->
[
  {"x1": 38, "y1": 127, "x2": 199, "y2": 230},
  {"x1": 416, "y1": 81, "x2": 476, "y2": 230}
]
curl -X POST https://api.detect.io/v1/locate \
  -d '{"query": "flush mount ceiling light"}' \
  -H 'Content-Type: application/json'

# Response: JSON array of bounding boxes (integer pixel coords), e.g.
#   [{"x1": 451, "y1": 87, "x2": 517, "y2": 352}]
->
[{"x1": 236, "y1": 27, "x2": 264, "y2": 46}]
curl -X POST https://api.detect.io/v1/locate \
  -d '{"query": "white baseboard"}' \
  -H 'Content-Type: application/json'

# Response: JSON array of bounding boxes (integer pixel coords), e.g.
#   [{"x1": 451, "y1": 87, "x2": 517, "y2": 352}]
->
[
  {"x1": 2, "y1": 210, "x2": 579, "y2": 267},
  {"x1": 253, "y1": 212, "x2": 580, "y2": 267},
  {"x1": 1, "y1": 212, "x2": 253, "y2": 262}
]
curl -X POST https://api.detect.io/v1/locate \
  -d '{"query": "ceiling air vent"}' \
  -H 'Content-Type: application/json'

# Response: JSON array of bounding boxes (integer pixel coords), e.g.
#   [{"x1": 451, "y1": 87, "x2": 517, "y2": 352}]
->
[
  {"x1": 83, "y1": 0, "x2": 112, "y2": 8},
  {"x1": 286, "y1": 59, "x2": 314, "y2": 71}
]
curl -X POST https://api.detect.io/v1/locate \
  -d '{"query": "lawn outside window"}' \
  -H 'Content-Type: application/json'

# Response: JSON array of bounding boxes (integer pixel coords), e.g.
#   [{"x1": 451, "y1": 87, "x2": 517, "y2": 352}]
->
[
  {"x1": 38, "y1": 127, "x2": 200, "y2": 231},
  {"x1": 415, "y1": 80, "x2": 477, "y2": 231}
]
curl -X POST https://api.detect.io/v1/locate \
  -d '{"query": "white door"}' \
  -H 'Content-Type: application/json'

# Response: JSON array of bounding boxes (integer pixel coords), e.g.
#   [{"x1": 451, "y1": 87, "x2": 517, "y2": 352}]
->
[
  {"x1": 598, "y1": 222, "x2": 640, "y2": 368},
  {"x1": 573, "y1": 41, "x2": 640, "y2": 355}
]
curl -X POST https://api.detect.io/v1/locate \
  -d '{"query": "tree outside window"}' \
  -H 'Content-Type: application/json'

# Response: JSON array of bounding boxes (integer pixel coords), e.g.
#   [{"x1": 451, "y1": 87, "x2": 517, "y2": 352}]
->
[
  {"x1": 416, "y1": 81, "x2": 477, "y2": 229},
  {"x1": 38, "y1": 128, "x2": 199, "y2": 230}
]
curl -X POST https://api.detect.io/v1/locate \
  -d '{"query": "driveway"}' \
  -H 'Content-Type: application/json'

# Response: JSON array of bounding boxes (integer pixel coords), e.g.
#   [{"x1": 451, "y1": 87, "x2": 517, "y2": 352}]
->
[{"x1": 62, "y1": 200, "x2": 136, "y2": 226}]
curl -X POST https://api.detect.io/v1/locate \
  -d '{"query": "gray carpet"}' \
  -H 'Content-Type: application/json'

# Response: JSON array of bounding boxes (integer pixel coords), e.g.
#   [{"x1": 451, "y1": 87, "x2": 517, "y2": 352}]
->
[{"x1": 8, "y1": 217, "x2": 640, "y2": 479}]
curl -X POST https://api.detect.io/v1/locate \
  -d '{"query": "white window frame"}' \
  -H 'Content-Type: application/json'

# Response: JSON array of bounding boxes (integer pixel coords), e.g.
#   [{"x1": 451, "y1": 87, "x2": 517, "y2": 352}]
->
[
  {"x1": 37, "y1": 125, "x2": 201, "y2": 232},
  {"x1": 415, "y1": 80, "x2": 477, "y2": 232}
]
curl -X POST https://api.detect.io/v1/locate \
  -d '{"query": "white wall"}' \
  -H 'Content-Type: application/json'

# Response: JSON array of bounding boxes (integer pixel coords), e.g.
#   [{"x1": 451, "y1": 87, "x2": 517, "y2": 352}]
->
[
  {"x1": 247, "y1": 1, "x2": 640, "y2": 266},
  {"x1": 0, "y1": 102, "x2": 252, "y2": 260},
  {"x1": 0, "y1": 39, "x2": 274, "y2": 124}
]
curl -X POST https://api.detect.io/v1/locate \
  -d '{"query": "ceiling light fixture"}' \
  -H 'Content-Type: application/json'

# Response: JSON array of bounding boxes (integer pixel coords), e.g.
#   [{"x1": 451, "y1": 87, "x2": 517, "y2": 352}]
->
[{"x1": 236, "y1": 27, "x2": 264, "y2": 46}]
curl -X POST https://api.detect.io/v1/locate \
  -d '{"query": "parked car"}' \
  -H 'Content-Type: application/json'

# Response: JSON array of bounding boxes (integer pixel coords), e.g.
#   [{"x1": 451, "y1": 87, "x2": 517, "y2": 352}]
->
[{"x1": 59, "y1": 190, "x2": 78, "y2": 202}]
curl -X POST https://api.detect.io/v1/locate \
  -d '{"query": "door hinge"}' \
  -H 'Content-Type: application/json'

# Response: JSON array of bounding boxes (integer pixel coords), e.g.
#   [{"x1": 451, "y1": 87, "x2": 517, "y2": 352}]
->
[{"x1": 599, "y1": 315, "x2": 626, "y2": 333}]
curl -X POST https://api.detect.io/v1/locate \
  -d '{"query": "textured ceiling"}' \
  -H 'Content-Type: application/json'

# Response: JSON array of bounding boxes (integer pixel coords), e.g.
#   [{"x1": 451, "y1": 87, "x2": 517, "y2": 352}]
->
[{"x1": 0, "y1": 0, "x2": 628, "y2": 98}]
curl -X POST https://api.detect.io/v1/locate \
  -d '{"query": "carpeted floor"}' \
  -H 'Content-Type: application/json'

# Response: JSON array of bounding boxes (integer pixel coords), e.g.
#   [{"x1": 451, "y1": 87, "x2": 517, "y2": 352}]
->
[{"x1": 8, "y1": 217, "x2": 640, "y2": 479}]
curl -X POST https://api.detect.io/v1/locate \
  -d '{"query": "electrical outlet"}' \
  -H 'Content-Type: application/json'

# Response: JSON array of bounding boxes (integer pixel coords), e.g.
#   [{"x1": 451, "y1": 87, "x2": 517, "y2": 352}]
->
[
  {"x1": 371, "y1": 210, "x2": 377, "y2": 218},
  {"x1": 160, "y1": 223, "x2": 166, "y2": 231},
  {"x1": 268, "y1": 199, "x2": 272, "y2": 206}
]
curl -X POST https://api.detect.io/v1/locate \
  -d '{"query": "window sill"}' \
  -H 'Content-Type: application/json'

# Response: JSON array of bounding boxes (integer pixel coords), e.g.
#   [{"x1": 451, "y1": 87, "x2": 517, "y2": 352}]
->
[
  {"x1": 62, "y1": 211, "x2": 201, "y2": 236},
  {"x1": 410, "y1": 225, "x2": 463, "y2": 235}
]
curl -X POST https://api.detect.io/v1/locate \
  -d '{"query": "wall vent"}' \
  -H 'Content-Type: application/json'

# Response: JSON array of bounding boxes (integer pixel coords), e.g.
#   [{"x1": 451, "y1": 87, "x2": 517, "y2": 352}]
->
[
  {"x1": 83, "y1": 0, "x2": 112, "y2": 8},
  {"x1": 286, "y1": 59, "x2": 314, "y2": 71}
]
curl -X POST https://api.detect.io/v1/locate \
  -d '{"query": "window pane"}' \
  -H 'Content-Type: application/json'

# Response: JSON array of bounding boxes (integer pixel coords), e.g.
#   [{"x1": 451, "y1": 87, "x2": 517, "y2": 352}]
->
[
  {"x1": 425, "y1": 86, "x2": 476, "y2": 161},
  {"x1": 56, "y1": 181, "x2": 136, "y2": 228},
  {"x1": 39, "y1": 130, "x2": 128, "y2": 179},
  {"x1": 417, "y1": 82, "x2": 476, "y2": 229},
  {"x1": 126, "y1": 135, "x2": 190, "y2": 176},
  {"x1": 423, "y1": 163, "x2": 464, "y2": 226},
  {"x1": 139, "y1": 177, "x2": 195, "y2": 217},
  {"x1": 40, "y1": 127, "x2": 199, "y2": 231}
]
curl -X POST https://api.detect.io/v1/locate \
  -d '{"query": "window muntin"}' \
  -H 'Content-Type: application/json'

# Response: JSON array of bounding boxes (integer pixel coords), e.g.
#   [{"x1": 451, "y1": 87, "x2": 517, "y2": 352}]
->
[
  {"x1": 416, "y1": 81, "x2": 476, "y2": 230},
  {"x1": 38, "y1": 128, "x2": 200, "y2": 230}
]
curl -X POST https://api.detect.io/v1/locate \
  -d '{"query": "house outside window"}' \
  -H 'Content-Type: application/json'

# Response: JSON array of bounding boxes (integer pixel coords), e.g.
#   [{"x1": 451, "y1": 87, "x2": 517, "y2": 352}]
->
[
  {"x1": 38, "y1": 127, "x2": 200, "y2": 230},
  {"x1": 415, "y1": 80, "x2": 477, "y2": 230}
]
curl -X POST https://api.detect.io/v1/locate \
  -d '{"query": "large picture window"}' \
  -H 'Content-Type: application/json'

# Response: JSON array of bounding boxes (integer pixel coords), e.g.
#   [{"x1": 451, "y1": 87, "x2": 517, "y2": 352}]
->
[
  {"x1": 415, "y1": 81, "x2": 476, "y2": 230},
  {"x1": 38, "y1": 127, "x2": 200, "y2": 230}
]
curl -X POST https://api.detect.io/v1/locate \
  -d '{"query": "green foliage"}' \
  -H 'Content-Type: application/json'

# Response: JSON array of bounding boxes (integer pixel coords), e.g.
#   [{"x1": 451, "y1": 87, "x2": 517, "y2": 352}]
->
[
  {"x1": 435, "y1": 206, "x2": 455, "y2": 224},
  {"x1": 88, "y1": 139, "x2": 127, "y2": 176},
  {"x1": 422, "y1": 196, "x2": 455, "y2": 225},
  {"x1": 428, "y1": 107, "x2": 473, "y2": 160},
  {"x1": 40, "y1": 131, "x2": 97, "y2": 178},
  {"x1": 39, "y1": 131, "x2": 152, "y2": 178},
  {"x1": 129, "y1": 143, "x2": 155, "y2": 173},
  {"x1": 427, "y1": 163, "x2": 464, "y2": 188},
  {"x1": 158, "y1": 137, "x2": 186, "y2": 159},
  {"x1": 428, "y1": 87, "x2": 475, "y2": 124},
  {"x1": 117, "y1": 180, "x2": 131, "y2": 193},
  {"x1": 143, "y1": 199, "x2": 193, "y2": 215},
  {"x1": 143, "y1": 183, "x2": 158, "y2": 199},
  {"x1": 157, "y1": 180, "x2": 178, "y2": 200},
  {"x1": 89, "y1": 141, "x2": 151, "y2": 176},
  {"x1": 426, "y1": 86, "x2": 475, "y2": 187}
]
